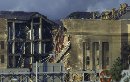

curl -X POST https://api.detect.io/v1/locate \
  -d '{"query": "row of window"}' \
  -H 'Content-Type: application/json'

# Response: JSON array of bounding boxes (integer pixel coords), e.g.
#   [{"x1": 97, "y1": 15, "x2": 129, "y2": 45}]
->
[
  {"x1": 84, "y1": 42, "x2": 109, "y2": 69},
  {"x1": 8, "y1": 42, "x2": 52, "y2": 54}
]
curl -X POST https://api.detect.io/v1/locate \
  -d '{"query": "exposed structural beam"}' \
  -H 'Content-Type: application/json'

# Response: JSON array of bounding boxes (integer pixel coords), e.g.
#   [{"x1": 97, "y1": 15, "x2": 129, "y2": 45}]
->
[
  {"x1": 39, "y1": 17, "x2": 42, "y2": 54},
  {"x1": 56, "y1": 41, "x2": 70, "y2": 63},
  {"x1": 12, "y1": 21, "x2": 15, "y2": 68},
  {"x1": 30, "y1": 19, "x2": 34, "y2": 65},
  {"x1": 5, "y1": 11, "x2": 58, "y2": 68},
  {"x1": 12, "y1": 22, "x2": 15, "y2": 54},
  {"x1": 36, "y1": 61, "x2": 38, "y2": 82},
  {"x1": 99, "y1": 41, "x2": 102, "y2": 69},
  {"x1": 43, "y1": 43, "x2": 46, "y2": 54}
]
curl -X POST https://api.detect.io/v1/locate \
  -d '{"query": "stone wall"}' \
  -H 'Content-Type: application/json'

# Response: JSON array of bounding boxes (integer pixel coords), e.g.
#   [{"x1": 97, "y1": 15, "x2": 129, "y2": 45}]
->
[
  {"x1": 62, "y1": 19, "x2": 124, "y2": 71},
  {"x1": 0, "y1": 18, "x2": 7, "y2": 69}
]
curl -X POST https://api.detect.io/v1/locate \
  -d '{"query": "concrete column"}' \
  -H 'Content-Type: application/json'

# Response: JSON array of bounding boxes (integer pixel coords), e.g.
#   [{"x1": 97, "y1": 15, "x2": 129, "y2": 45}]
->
[
  {"x1": 90, "y1": 42, "x2": 93, "y2": 70},
  {"x1": 31, "y1": 19, "x2": 33, "y2": 63},
  {"x1": 39, "y1": 42, "x2": 41, "y2": 54},
  {"x1": 12, "y1": 22, "x2": 15, "y2": 40},
  {"x1": 83, "y1": 42, "x2": 86, "y2": 71},
  {"x1": 39, "y1": 17, "x2": 42, "y2": 40},
  {"x1": 30, "y1": 20, "x2": 33, "y2": 54},
  {"x1": 94, "y1": 42, "x2": 100, "y2": 70},
  {"x1": 96, "y1": 48, "x2": 100, "y2": 70},
  {"x1": 43, "y1": 43, "x2": 46, "y2": 54},
  {"x1": 30, "y1": 56, "x2": 33, "y2": 65},
  {"x1": 99, "y1": 41, "x2": 102, "y2": 69},
  {"x1": 92, "y1": 42, "x2": 96, "y2": 70},
  {"x1": 12, "y1": 22, "x2": 15, "y2": 54},
  {"x1": 23, "y1": 42, "x2": 25, "y2": 54},
  {"x1": 13, "y1": 56, "x2": 15, "y2": 67},
  {"x1": 39, "y1": 17, "x2": 42, "y2": 54},
  {"x1": 12, "y1": 21, "x2": 15, "y2": 67}
]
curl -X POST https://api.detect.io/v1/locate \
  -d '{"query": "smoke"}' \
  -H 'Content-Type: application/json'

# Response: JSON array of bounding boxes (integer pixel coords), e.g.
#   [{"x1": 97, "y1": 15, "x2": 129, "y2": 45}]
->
[{"x1": 0, "y1": 0, "x2": 130, "y2": 19}]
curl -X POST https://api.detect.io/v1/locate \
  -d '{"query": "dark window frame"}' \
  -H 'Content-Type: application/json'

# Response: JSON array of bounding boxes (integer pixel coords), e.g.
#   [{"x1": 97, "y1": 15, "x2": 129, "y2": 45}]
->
[
  {"x1": 86, "y1": 56, "x2": 90, "y2": 65},
  {"x1": 1, "y1": 55, "x2": 4, "y2": 63},
  {"x1": 1, "y1": 41, "x2": 4, "y2": 49}
]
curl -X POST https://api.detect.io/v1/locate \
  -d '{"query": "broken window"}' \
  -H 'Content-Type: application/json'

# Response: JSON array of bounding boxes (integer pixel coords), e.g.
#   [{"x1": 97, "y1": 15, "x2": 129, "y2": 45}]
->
[
  {"x1": 34, "y1": 41, "x2": 39, "y2": 54},
  {"x1": 84, "y1": 40, "x2": 91, "y2": 70},
  {"x1": 8, "y1": 22, "x2": 13, "y2": 40},
  {"x1": 8, "y1": 42, "x2": 13, "y2": 54},
  {"x1": 15, "y1": 56, "x2": 20, "y2": 67},
  {"x1": 33, "y1": 17, "x2": 40, "y2": 23},
  {"x1": 42, "y1": 42, "x2": 46, "y2": 54},
  {"x1": 8, "y1": 56, "x2": 13, "y2": 67},
  {"x1": 33, "y1": 24, "x2": 40, "y2": 40},
  {"x1": 102, "y1": 42, "x2": 109, "y2": 69},
  {"x1": 1, "y1": 41, "x2": 4, "y2": 49},
  {"x1": 25, "y1": 42, "x2": 31, "y2": 56},
  {"x1": 15, "y1": 42, "x2": 23, "y2": 54},
  {"x1": 84, "y1": 73, "x2": 90, "y2": 81},
  {"x1": 24, "y1": 57, "x2": 30, "y2": 68},
  {"x1": 15, "y1": 23, "x2": 26, "y2": 39},
  {"x1": 45, "y1": 42, "x2": 53, "y2": 53},
  {"x1": 42, "y1": 21, "x2": 52, "y2": 39},
  {"x1": 1, "y1": 55, "x2": 4, "y2": 63},
  {"x1": 86, "y1": 56, "x2": 90, "y2": 65},
  {"x1": 92, "y1": 42, "x2": 99, "y2": 69},
  {"x1": 26, "y1": 30, "x2": 31, "y2": 40}
]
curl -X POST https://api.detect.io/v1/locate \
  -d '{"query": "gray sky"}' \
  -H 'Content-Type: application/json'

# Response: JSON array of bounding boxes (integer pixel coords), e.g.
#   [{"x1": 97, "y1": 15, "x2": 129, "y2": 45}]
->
[{"x1": 0, "y1": 0, "x2": 130, "y2": 19}]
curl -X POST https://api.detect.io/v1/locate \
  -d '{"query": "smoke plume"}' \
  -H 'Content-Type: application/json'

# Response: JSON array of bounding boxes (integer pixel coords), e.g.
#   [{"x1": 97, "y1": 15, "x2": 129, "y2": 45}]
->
[{"x1": 0, "y1": 0, "x2": 130, "y2": 19}]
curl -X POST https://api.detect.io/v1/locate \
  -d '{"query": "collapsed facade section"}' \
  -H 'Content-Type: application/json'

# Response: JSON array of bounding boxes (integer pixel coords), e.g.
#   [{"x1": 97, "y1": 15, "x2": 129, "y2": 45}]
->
[{"x1": 0, "y1": 11, "x2": 60, "y2": 68}]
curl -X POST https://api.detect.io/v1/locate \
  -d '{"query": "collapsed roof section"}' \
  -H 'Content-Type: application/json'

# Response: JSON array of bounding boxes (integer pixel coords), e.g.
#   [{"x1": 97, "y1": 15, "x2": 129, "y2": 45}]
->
[
  {"x1": 120, "y1": 6, "x2": 130, "y2": 19},
  {"x1": 0, "y1": 11, "x2": 46, "y2": 20},
  {"x1": 66, "y1": 3, "x2": 130, "y2": 20},
  {"x1": 0, "y1": 11, "x2": 59, "y2": 27},
  {"x1": 66, "y1": 12, "x2": 100, "y2": 19}
]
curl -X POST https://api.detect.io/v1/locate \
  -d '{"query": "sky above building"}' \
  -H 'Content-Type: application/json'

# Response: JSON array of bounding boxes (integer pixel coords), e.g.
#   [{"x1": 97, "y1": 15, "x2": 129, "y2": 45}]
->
[{"x1": 0, "y1": 0, "x2": 130, "y2": 19}]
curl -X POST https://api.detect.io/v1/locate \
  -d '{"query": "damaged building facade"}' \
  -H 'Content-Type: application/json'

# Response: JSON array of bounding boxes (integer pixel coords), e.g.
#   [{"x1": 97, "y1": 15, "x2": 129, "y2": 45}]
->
[
  {"x1": 0, "y1": 11, "x2": 61, "y2": 68},
  {"x1": 0, "y1": 3, "x2": 130, "y2": 82},
  {"x1": 62, "y1": 3, "x2": 130, "y2": 71}
]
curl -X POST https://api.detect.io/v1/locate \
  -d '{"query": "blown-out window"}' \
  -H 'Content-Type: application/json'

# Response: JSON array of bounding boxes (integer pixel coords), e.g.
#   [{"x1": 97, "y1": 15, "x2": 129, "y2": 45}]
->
[
  {"x1": 1, "y1": 55, "x2": 4, "y2": 63},
  {"x1": 102, "y1": 42, "x2": 109, "y2": 69},
  {"x1": 92, "y1": 42, "x2": 99, "y2": 69},
  {"x1": 1, "y1": 41, "x2": 4, "y2": 49},
  {"x1": 86, "y1": 56, "x2": 90, "y2": 65}
]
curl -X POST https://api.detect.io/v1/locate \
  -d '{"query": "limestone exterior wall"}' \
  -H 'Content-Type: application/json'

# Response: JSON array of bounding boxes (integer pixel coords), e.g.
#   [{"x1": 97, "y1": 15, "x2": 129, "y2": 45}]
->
[
  {"x1": 62, "y1": 19, "x2": 123, "y2": 71},
  {"x1": 0, "y1": 18, "x2": 7, "y2": 69}
]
